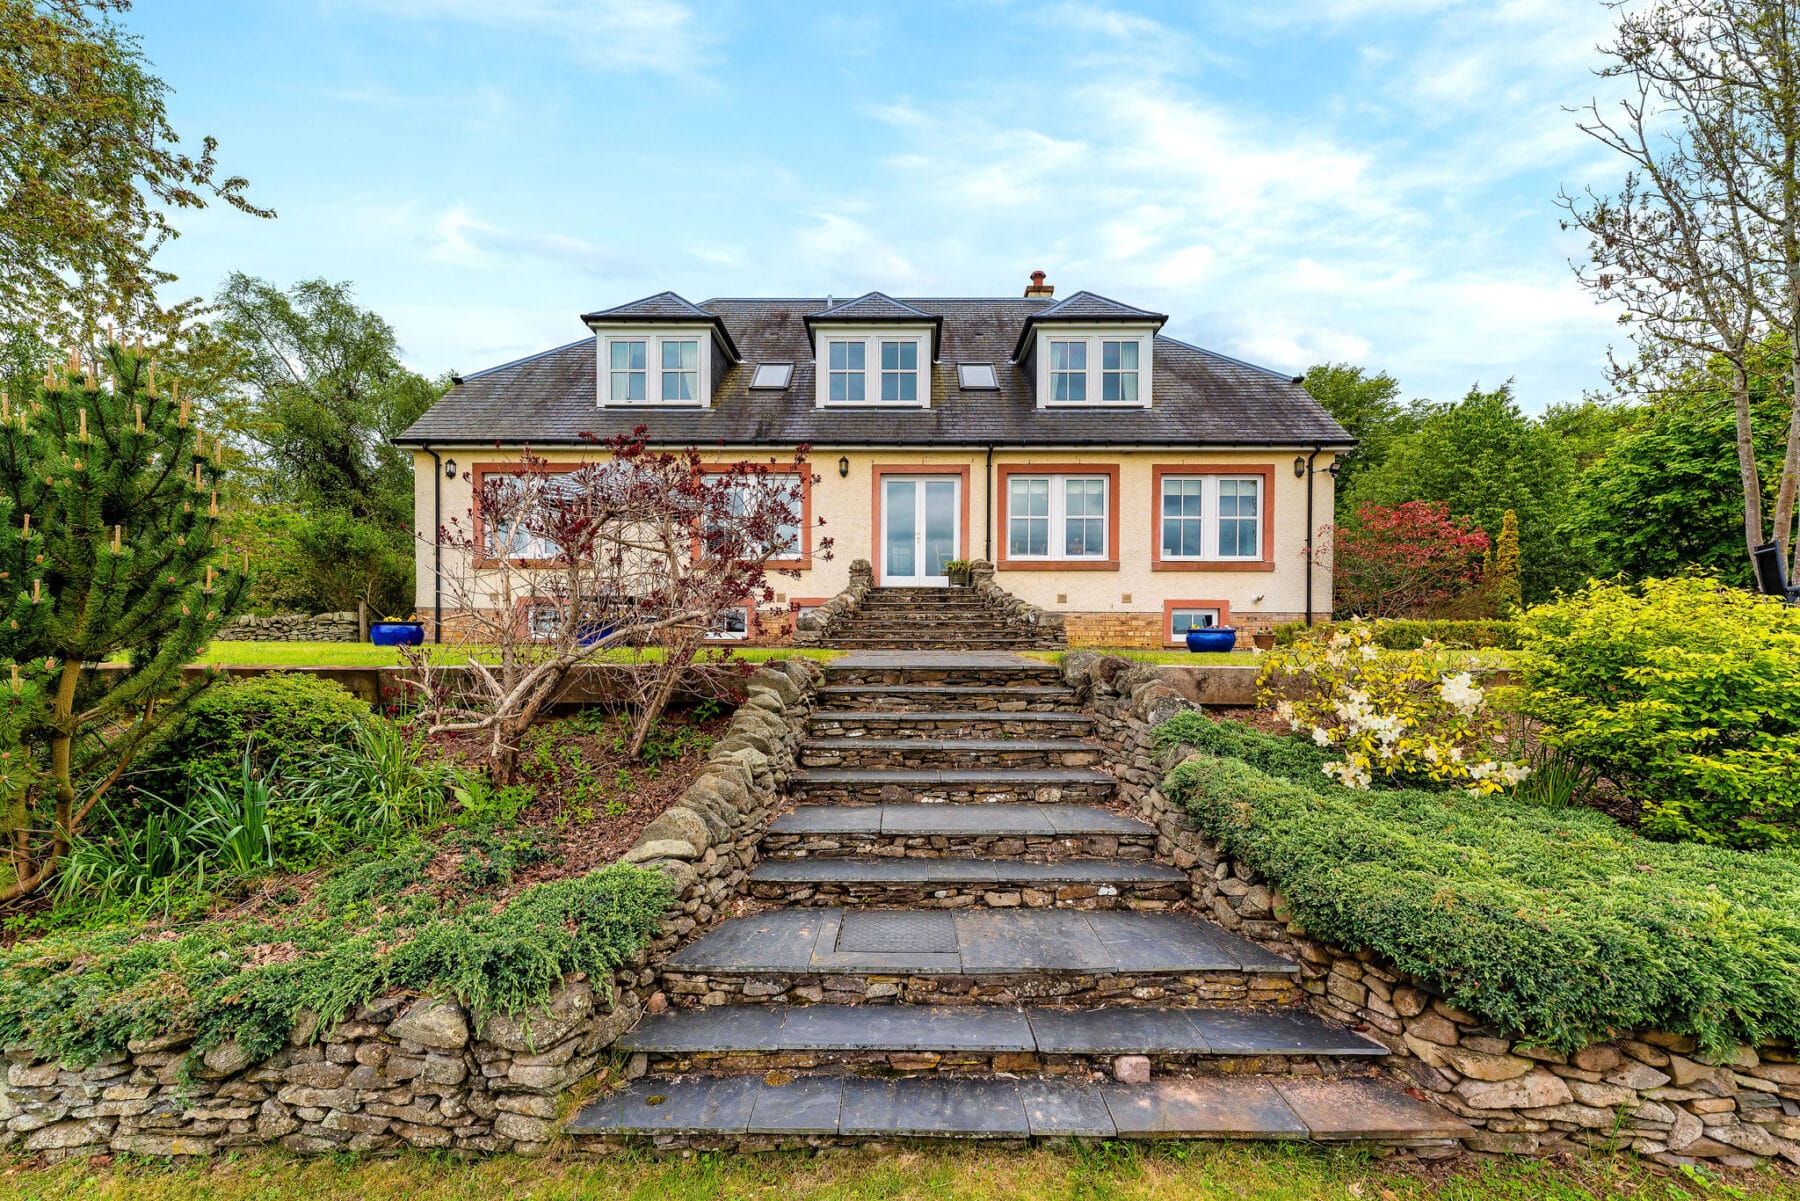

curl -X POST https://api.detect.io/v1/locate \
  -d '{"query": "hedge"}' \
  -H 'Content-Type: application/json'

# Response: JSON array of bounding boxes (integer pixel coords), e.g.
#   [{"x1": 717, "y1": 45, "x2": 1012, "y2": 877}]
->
[
  {"x1": 0, "y1": 846, "x2": 673, "y2": 1066},
  {"x1": 1272, "y1": 618, "x2": 1521, "y2": 651},
  {"x1": 1159, "y1": 717, "x2": 1800, "y2": 1057}
]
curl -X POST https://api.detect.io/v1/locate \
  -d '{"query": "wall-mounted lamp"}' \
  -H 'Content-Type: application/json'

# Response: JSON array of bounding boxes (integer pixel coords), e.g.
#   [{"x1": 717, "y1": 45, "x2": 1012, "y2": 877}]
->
[
  {"x1": 1294, "y1": 455, "x2": 1340, "y2": 479},
  {"x1": 838, "y1": 456, "x2": 850, "y2": 478},
  {"x1": 443, "y1": 458, "x2": 458, "y2": 479}
]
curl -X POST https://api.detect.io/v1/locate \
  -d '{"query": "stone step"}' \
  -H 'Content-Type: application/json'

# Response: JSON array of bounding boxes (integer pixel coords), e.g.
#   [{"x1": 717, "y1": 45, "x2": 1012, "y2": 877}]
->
[
  {"x1": 662, "y1": 908, "x2": 1300, "y2": 1007},
  {"x1": 826, "y1": 638, "x2": 1052, "y2": 651},
  {"x1": 618, "y1": 1004, "x2": 1386, "y2": 1071},
  {"x1": 762, "y1": 803, "x2": 1155, "y2": 861},
  {"x1": 567, "y1": 1073, "x2": 1468, "y2": 1144},
  {"x1": 791, "y1": 767, "x2": 1115, "y2": 805},
  {"x1": 822, "y1": 652, "x2": 1065, "y2": 688},
  {"x1": 816, "y1": 685, "x2": 1080, "y2": 715},
  {"x1": 799, "y1": 737, "x2": 1105, "y2": 770},
  {"x1": 748, "y1": 857, "x2": 1187, "y2": 908},
  {"x1": 808, "y1": 710, "x2": 1095, "y2": 739}
]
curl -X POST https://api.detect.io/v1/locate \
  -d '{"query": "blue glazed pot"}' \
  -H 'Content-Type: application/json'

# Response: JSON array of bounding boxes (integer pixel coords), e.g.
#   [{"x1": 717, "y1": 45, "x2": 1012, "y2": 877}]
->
[
  {"x1": 370, "y1": 621, "x2": 425, "y2": 647},
  {"x1": 1184, "y1": 626, "x2": 1238, "y2": 654}
]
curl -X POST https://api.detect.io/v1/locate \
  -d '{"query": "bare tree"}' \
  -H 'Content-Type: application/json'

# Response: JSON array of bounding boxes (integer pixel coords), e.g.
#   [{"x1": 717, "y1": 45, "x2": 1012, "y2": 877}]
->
[
  {"x1": 405, "y1": 431, "x2": 827, "y2": 781},
  {"x1": 1561, "y1": 1, "x2": 1776, "y2": 564}
]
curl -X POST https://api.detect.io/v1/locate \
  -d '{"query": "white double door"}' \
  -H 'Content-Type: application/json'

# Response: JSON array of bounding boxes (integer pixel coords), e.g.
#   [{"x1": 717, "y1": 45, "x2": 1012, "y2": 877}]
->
[{"x1": 880, "y1": 475, "x2": 959, "y2": 586}]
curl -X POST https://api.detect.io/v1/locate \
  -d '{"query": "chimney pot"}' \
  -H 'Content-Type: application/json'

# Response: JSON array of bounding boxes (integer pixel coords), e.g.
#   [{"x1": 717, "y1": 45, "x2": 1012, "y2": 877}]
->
[{"x1": 1024, "y1": 270, "x2": 1054, "y2": 299}]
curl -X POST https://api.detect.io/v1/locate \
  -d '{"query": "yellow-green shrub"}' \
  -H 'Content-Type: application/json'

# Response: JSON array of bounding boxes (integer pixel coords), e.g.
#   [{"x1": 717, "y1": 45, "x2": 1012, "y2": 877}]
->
[{"x1": 1516, "y1": 575, "x2": 1800, "y2": 849}]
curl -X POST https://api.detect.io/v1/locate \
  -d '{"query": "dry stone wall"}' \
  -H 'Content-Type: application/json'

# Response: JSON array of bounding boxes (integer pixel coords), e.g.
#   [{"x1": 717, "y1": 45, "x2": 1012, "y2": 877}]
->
[
  {"x1": 1064, "y1": 652, "x2": 1800, "y2": 1170},
  {"x1": 0, "y1": 660, "x2": 821, "y2": 1162},
  {"x1": 220, "y1": 612, "x2": 362, "y2": 642}
]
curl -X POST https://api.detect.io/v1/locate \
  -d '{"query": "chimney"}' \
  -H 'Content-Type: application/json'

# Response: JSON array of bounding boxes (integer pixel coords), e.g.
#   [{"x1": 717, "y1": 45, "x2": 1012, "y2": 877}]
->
[{"x1": 1024, "y1": 270, "x2": 1054, "y2": 299}]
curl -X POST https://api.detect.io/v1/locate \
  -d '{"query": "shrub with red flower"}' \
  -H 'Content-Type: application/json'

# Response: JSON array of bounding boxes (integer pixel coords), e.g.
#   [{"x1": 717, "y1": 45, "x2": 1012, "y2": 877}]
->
[{"x1": 1319, "y1": 502, "x2": 1490, "y2": 619}]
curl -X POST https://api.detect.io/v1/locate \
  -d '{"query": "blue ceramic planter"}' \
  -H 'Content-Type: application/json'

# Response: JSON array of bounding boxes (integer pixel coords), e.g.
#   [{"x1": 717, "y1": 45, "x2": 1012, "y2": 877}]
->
[
  {"x1": 1184, "y1": 626, "x2": 1238, "y2": 654},
  {"x1": 370, "y1": 621, "x2": 425, "y2": 647}
]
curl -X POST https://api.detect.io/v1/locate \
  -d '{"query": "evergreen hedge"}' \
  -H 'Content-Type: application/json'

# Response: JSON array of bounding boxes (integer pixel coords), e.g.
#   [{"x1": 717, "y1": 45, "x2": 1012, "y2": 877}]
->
[
  {"x1": 1272, "y1": 619, "x2": 1521, "y2": 651},
  {"x1": 1158, "y1": 714, "x2": 1800, "y2": 1056}
]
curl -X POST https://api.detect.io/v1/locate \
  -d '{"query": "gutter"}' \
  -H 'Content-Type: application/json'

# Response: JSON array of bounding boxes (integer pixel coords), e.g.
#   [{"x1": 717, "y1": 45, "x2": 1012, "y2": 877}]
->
[
  {"x1": 983, "y1": 445, "x2": 995, "y2": 561},
  {"x1": 425, "y1": 447, "x2": 444, "y2": 643}
]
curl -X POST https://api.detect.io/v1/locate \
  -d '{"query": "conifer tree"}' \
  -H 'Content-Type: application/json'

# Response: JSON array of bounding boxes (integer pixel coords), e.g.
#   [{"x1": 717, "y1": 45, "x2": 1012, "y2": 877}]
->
[
  {"x1": 0, "y1": 339, "x2": 246, "y2": 900},
  {"x1": 1489, "y1": 509, "x2": 1523, "y2": 616}
]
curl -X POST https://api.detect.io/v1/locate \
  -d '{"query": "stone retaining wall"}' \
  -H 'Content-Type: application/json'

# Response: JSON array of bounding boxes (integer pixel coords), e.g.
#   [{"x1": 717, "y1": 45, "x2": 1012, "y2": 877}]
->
[
  {"x1": 0, "y1": 660, "x2": 823, "y2": 1162},
  {"x1": 659, "y1": 968, "x2": 1301, "y2": 1009},
  {"x1": 1064, "y1": 651, "x2": 1800, "y2": 1170},
  {"x1": 220, "y1": 612, "x2": 363, "y2": 642}
]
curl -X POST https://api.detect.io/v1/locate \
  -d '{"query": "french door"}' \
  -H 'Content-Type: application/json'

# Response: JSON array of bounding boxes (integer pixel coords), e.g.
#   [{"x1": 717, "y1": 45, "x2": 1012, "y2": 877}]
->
[{"x1": 881, "y1": 475, "x2": 959, "y2": 586}]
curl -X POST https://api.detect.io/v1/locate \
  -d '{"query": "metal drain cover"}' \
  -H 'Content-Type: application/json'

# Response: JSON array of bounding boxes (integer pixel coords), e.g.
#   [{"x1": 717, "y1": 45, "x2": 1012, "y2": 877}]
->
[{"x1": 836, "y1": 910, "x2": 958, "y2": 954}]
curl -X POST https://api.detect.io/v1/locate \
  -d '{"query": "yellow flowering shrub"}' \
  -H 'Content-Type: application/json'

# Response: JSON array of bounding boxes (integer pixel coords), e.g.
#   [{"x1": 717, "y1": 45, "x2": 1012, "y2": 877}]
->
[{"x1": 1256, "y1": 620, "x2": 1527, "y2": 795}]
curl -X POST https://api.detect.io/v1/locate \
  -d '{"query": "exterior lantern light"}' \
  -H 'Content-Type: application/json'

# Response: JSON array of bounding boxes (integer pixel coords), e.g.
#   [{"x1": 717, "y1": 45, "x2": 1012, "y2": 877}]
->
[
  {"x1": 838, "y1": 456, "x2": 850, "y2": 478},
  {"x1": 444, "y1": 457, "x2": 458, "y2": 479}
]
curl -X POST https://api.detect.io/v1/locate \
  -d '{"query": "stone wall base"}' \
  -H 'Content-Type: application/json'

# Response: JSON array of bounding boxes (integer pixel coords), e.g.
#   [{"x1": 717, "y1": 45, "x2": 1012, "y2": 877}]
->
[{"x1": 1064, "y1": 611, "x2": 1303, "y2": 650}]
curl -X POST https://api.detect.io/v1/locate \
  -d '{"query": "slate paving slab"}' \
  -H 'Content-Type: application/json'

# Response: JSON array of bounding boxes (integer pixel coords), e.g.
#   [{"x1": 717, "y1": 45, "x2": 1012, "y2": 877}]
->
[
  {"x1": 839, "y1": 1077, "x2": 1032, "y2": 1138},
  {"x1": 567, "y1": 1076, "x2": 759, "y2": 1134},
  {"x1": 617, "y1": 1006, "x2": 788, "y2": 1053},
  {"x1": 875, "y1": 803, "x2": 1059, "y2": 835},
  {"x1": 1027, "y1": 1008, "x2": 1218, "y2": 1055},
  {"x1": 747, "y1": 1075, "x2": 844, "y2": 1136},
  {"x1": 955, "y1": 910, "x2": 1119, "y2": 973},
  {"x1": 769, "y1": 806, "x2": 884, "y2": 835},
  {"x1": 1190, "y1": 1010, "x2": 1385, "y2": 1057},
  {"x1": 802, "y1": 737, "x2": 1099, "y2": 754},
  {"x1": 808, "y1": 709, "x2": 1093, "y2": 725},
  {"x1": 1018, "y1": 1078, "x2": 1116, "y2": 1137},
  {"x1": 795, "y1": 768, "x2": 1114, "y2": 787},
  {"x1": 671, "y1": 909, "x2": 1301, "y2": 978},
  {"x1": 1080, "y1": 911, "x2": 1272, "y2": 973},
  {"x1": 666, "y1": 910, "x2": 829, "y2": 973},
  {"x1": 1274, "y1": 1076, "x2": 1472, "y2": 1140},
  {"x1": 778, "y1": 1005, "x2": 1036, "y2": 1053},
  {"x1": 828, "y1": 651, "x2": 1048, "y2": 671},
  {"x1": 1101, "y1": 1078, "x2": 1310, "y2": 1139}
]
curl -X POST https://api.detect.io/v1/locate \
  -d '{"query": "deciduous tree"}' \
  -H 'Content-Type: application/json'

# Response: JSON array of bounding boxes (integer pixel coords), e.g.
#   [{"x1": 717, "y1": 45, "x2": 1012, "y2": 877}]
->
[{"x1": 1320, "y1": 501, "x2": 1489, "y2": 620}]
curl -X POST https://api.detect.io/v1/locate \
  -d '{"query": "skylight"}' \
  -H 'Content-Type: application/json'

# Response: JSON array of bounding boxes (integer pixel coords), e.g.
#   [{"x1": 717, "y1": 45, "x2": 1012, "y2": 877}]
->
[
  {"x1": 750, "y1": 363, "x2": 793, "y2": 389},
  {"x1": 957, "y1": 363, "x2": 999, "y2": 390}
]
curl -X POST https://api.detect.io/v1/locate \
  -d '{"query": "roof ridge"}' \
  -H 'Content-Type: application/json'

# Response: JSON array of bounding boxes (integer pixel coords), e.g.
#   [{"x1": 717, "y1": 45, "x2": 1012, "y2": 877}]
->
[{"x1": 1156, "y1": 332, "x2": 1298, "y2": 382}]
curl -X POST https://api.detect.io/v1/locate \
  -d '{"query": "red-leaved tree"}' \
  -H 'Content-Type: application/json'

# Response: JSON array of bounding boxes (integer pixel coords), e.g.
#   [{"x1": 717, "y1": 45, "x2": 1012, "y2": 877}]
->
[
  {"x1": 1318, "y1": 502, "x2": 1490, "y2": 619},
  {"x1": 409, "y1": 429, "x2": 828, "y2": 779}
]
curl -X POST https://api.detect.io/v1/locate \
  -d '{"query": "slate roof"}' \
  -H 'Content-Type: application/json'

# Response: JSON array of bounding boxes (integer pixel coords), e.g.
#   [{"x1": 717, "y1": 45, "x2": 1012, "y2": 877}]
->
[
  {"x1": 396, "y1": 296, "x2": 1352, "y2": 449},
  {"x1": 807, "y1": 292, "x2": 938, "y2": 323},
  {"x1": 1012, "y1": 290, "x2": 1168, "y2": 360},
  {"x1": 579, "y1": 291, "x2": 741, "y2": 361}
]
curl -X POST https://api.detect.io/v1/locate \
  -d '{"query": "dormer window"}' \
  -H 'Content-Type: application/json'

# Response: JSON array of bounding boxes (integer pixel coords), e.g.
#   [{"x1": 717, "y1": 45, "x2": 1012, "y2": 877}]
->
[
  {"x1": 814, "y1": 327, "x2": 932, "y2": 407},
  {"x1": 1029, "y1": 327, "x2": 1155, "y2": 408},
  {"x1": 581, "y1": 293, "x2": 740, "y2": 409},
  {"x1": 594, "y1": 327, "x2": 717, "y2": 406}
]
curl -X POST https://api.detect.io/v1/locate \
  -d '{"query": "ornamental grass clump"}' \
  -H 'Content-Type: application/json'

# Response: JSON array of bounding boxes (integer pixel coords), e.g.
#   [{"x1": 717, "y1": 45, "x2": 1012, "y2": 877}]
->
[{"x1": 1258, "y1": 620, "x2": 1526, "y2": 794}]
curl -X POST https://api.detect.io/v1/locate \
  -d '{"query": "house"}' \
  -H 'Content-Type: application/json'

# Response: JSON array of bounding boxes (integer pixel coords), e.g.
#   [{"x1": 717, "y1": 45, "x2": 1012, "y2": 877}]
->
[{"x1": 393, "y1": 273, "x2": 1350, "y2": 648}]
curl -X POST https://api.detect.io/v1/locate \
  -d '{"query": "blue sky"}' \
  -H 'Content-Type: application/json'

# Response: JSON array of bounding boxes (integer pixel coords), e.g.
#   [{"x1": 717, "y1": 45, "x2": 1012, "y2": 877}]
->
[{"x1": 132, "y1": 0, "x2": 1629, "y2": 410}]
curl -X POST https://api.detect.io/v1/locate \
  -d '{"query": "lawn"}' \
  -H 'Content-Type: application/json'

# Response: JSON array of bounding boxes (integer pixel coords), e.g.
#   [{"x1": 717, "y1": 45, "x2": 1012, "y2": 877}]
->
[
  {"x1": 8, "y1": 1144, "x2": 1792, "y2": 1201},
  {"x1": 156, "y1": 642, "x2": 848, "y2": 668}
]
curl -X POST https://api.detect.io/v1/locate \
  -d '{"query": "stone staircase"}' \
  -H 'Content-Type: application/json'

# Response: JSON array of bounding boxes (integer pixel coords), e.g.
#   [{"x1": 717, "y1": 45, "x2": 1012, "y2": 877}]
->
[
  {"x1": 570, "y1": 651, "x2": 1466, "y2": 1149},
  {"x1": 822, "y1": 586, "x2": 1063, "y2": 650}
]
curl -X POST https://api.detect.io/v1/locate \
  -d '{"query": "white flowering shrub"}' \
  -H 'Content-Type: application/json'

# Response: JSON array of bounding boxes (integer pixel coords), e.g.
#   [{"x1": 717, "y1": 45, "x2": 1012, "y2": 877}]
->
[{"x1": 1258, "y1": 621, "x2": 1527, "y2": 795}]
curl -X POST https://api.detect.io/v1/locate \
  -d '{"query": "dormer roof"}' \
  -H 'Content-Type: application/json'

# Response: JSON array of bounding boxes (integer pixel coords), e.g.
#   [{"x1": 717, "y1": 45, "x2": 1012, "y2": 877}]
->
[
  {"x1": 1011, "y1": 290, "x2": 1168, "y2": 360},
  {"x1": 804, "y1": 292, "x2": 944, "y2": 360},
  {"x1": 580, "y1": 291, "x2": 742, "y2": 362}
]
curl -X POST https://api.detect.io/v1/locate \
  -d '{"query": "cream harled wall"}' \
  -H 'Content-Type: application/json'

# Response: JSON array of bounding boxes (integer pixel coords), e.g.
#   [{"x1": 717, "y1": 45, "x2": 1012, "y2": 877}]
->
[{"x1": 412, "y1": 447, "x2": 1336, "y2": 642}]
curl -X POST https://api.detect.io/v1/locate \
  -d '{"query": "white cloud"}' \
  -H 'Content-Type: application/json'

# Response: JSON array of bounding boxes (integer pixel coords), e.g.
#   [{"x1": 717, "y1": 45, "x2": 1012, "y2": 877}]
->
[
  {"x1": 426, "y1": 206, "x2": 645, "y2": 277},
  {"x1": 354, "y1": 0, "x2": 714, "y2": 76}
]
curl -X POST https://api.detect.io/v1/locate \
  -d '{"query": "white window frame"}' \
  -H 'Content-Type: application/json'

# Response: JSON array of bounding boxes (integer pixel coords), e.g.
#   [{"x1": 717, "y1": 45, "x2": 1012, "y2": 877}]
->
[
  {"x1": 706, "y1": 604, "x2": 752, "y2": 641},
  {"x1": 1033, "y1": 325, "x2": 1154, "y2": 409},
  {"x1": 1169, "y1": 607, "x2": 1223, "y2": 639},
  {"x1": 814, "y1": 325, "x2": 932, "y2": 408},
  {"x1": 1159, "y1": 474, "x2": 1263, "y2": 561},
  {"x1": 1005, "y1": 474, "x2": 1110, "y2": 561},
  {"x1": 594, "y1": 324, "x2": 714, "y2": 407}
]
